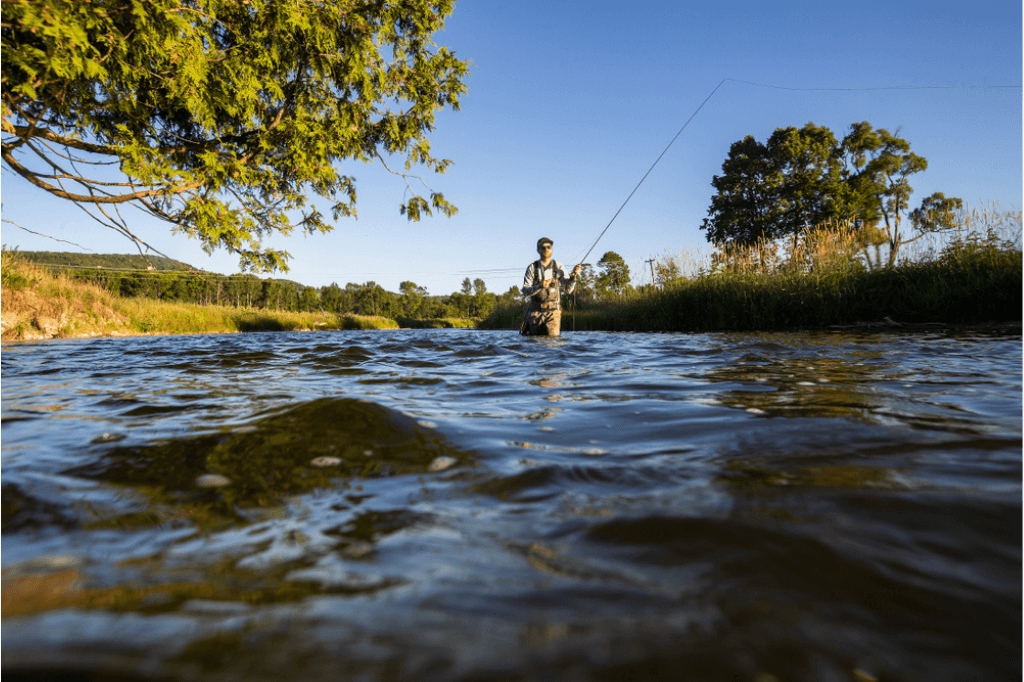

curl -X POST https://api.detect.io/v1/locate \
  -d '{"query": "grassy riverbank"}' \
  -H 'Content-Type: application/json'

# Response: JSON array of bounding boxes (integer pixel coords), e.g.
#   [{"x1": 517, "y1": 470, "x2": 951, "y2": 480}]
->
[
  {"x1": 482, "y1": 219, "x2": 1023, "y2": 332},
  {"x1": 6, "y1": 208, "x2": 1020, "y2": 339},
  {"x1": 1, "y1": 251, "x2": 476, "y2": 340}
]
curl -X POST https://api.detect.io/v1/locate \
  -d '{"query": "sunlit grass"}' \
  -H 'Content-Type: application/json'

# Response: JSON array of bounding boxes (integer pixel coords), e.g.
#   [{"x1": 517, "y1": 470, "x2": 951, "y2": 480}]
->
[
  {"x1": 7, "y1": 201, "x2": 1020, "y2": 338},
  {"x1": 396, "y1": 316, "x2": 477, "y2": 329},
  {"x1": 1, "y1": 249, "x2": 133, "y2": 338},
  {"x1": 1, "y1": 249, "x2": 403, "y2": 339},
  {"x1": 482, "y1": 202, "x2": 1022, "y2": 332}
]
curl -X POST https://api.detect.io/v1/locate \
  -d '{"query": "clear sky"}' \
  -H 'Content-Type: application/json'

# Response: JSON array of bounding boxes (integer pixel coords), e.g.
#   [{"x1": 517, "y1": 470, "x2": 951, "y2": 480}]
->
[{"x1": 3, "y1": 0, "x2": 1021, "y2": 297}]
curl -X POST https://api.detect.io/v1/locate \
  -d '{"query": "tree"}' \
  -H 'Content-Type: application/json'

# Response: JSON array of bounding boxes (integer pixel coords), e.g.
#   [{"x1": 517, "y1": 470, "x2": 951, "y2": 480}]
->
[
  {"x1": 419, "y1": 295, "x2": 449, "y2": 319},
  {"x1": 702, "y1": 121, "x2": 957, "y2": 267},
  {"x1": 497, "y1": 286, "x2": 521, "y2": 309},
  {"x1": 446, "y1": 291, "x2": 470, "y2": 318},
  {"x1": 351, "y1": 282, "x2": 398, "y2": 317},
  {"x1": 702, "y1": 123, "x2": 848, "y2": 246},
  {"x1": 225, "y1": 274, "x2": 261, "y2": 307},
  {"x1": 399, "y1": 280, "x2": 427, "y2": 317},
  {"x1": 596, "y1": 251, "x2": 630, "y2": 297},
  {"x1": 571, "y1": 263, "x2": 597, "y2": 302},
  {"x1": 319, "y1": 283, "x2": 352, "y2": 314},
  {"x1": 767, "y1": 124, "x2": 849, "y2": 242},
  {"x1": 654, "y1": 259, "x2": 681, "y2": 288},
  {"x1": 298, "y1": 285, "x2": 320, "y2": 312},
  {"x1": 841, "y1": 123, "x2": 930, "y2": 267},
  {"x1": 261, "y1": 279, "x2": 291, "y2": 311},
  {"x1": 700, "y1": 134, "x2": 783, "y2": 246},
  {"x1": 469, "y1": 278, "x2": 494, "y2": 318},
  {"x1": 2, "y1": 0, "x2": 469, "y2": 272},
  {"x1": 910, "y1": 192, "x2": 963, "y2": 233}
]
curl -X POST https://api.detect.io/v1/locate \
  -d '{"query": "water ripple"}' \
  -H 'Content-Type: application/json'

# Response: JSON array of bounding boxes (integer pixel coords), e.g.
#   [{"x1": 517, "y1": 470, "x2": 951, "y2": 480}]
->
[{"x1": 2, "y1": 329, "x2": 1020, "y2": 681}]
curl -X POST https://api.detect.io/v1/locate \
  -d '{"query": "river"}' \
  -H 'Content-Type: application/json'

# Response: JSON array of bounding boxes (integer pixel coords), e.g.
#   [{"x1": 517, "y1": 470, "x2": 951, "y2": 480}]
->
[{"x1": 2, "y1": 329, "x2": 1021, "y2": 681}]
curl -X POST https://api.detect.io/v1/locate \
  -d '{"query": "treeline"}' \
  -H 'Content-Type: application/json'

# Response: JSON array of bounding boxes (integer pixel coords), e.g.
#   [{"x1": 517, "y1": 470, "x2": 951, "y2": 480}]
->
[
  {"x1": 15, "y1": 251, "x2": 519, "y2": 319},
  {"x1": 15, "y1": 251, "x2": 188, "y2": 272}
]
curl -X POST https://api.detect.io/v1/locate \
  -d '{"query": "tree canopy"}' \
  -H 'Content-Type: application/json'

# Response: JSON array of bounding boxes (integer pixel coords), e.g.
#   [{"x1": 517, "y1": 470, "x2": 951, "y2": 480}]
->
[
  {"x1": 2, "y1": 0, "x2": 469, "y2": 272},
  {"x1": 596, "y1": 251, "x2": 630, "y2": 296},
  {"x1": 701, "y1": 123, "x2": 847, "y2": 246},
  {"x1": 701, "y1": 121, "x2": 960, "y2": 267}
]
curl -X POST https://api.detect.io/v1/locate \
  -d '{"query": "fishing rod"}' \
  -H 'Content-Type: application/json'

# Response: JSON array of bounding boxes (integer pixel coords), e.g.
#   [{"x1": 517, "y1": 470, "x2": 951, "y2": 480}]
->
[
  {"x1": 574, "y1": 78, "x2": 728, "y2": 268},
  {"x1": 557, "y1": 78, "x2": 729, "y2": 331}
]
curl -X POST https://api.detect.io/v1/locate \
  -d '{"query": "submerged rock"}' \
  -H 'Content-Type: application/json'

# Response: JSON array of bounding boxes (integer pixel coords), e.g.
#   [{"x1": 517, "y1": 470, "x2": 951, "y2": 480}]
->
[
  {"x1": 91, "y1": 433, "x2": 126, "y2": 444},
  {"x1": 62, "y1": 397, "x2": 472, "y2": 529}
]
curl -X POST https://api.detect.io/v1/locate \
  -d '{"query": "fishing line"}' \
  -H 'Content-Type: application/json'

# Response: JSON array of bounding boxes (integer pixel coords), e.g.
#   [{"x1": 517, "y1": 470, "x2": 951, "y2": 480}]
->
[
  {"x1": 572, "y1": 77, "x2": 1021, "y2": 269},
  {"x1": 575, "y1": 78, "x2": 728, "y2": 267},
  {"x1": 724, "y1": 79, "x2": 1022, "y2": 92}
]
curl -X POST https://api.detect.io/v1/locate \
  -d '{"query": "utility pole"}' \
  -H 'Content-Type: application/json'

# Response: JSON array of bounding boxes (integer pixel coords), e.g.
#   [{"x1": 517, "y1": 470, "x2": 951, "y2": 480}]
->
[{"x1": 645, "y1": 258, "x2": 656, "y2": 287}]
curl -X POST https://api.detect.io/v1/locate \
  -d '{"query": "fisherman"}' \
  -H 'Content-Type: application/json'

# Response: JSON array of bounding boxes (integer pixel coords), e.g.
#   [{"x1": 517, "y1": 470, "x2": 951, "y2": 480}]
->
[{"x1": 521, "y1": 237, "x2": 583, "y2": 336}]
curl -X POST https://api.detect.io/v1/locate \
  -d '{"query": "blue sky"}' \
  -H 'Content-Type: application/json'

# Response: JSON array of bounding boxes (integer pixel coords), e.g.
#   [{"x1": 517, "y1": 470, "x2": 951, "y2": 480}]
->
[{"x1": 3, "y1": 0, "x2": 1021, "y2": 296}]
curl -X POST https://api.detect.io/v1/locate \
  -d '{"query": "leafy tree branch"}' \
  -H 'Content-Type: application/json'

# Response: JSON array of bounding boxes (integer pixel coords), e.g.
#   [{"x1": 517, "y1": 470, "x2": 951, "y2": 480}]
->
[{"x1": 2, "y1": 0, "x2": 470, "y2": 272}]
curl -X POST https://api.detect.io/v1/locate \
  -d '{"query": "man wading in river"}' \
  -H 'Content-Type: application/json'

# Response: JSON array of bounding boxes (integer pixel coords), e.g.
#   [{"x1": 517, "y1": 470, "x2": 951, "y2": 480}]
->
[{"x1": 521, "y1": 238, "x2": 582, "y2": 337}]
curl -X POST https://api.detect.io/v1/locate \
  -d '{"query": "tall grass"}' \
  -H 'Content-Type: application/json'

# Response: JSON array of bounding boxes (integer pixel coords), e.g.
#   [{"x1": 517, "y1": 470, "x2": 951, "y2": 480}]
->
[
  {"x1": 1, "y1": 249, "x2": 400, "y2": 339},
  {"x1": 481, "y1": 202, "x2": 1022, "y2": 332},
  {"x1": 2, "y1": 248, "x2": 132, "y2": 338},
  {"x1": 395, "y1": 316, "x2": 478, "y2": 329},
  {"x1": 115, "y1": 298, "x2": 400, "y2": 335}
]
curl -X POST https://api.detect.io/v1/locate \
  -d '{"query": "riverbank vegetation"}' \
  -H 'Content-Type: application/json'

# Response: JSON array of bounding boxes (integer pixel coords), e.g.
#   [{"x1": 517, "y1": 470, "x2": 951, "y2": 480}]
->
[
  {"x1": 0, "y1": 251, "x2": 457, "y2": 340},
  {"x1": 12, "y1": 251, "x2": 518, "y2": 322},
  {"x1": 481, "y1": 203, "x2": 1022, "y2": 332},
  {"x1": 5, "y1": 203, "x2": 1019, "y2": 339}
]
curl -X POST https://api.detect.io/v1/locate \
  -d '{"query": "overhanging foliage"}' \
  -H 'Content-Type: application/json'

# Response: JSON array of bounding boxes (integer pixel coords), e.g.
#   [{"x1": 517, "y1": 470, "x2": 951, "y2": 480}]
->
[{"x1": 2, "y1": 0, "x2": 469, "y2": 272}]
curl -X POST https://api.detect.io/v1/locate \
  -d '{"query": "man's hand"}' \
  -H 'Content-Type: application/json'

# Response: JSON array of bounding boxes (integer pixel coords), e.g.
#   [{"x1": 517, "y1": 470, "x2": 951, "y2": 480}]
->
[{"x1": 571, "y1": 264, "x2": 583, "y2": 278}]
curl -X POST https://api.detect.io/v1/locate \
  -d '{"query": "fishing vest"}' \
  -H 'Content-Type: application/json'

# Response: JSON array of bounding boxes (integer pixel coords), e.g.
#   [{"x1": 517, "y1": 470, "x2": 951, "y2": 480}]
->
[{"x1": 529, "y1": 259, "x2": 562, "y2": 311}]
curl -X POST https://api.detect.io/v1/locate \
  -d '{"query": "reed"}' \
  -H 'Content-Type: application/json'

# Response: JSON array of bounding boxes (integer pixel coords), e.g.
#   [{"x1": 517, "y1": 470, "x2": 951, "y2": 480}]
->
[
  {"x1": 396, "y1": 316, "x2": 477, "y2": 329},
  {"x1": 475, "y1": 305, "x2": 525, "y2": 331},
  {"x1": 483, "y1": 204, "x2": 1022, "y2": 332}
]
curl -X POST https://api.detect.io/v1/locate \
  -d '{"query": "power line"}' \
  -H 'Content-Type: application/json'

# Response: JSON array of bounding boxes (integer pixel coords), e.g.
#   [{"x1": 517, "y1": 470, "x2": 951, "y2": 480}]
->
[
  {"x1": 28, "y1": 262, "x2": 222, "y2": 276},
  {"x1": 454, "y1": 268, "x2": 523, "y2": 275},
  {"x1": 16, "y1": 78, "x2": 1018, "y2": 290},
  {"x1": 725, "y1": 78, "x2": 1022, "y2": 92},
  {"x1": 3, "y1": 219, "x2": 94, "y2": 251},
  {"x1": 26, "y1": 260, "x2": 534, "y2": 292}
]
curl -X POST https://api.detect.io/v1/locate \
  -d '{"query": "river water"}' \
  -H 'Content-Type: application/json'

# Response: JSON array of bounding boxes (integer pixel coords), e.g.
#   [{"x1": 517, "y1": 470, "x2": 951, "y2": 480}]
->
[{"x1": 2, "y1": 329, "x2": 1020, "y2": 681}]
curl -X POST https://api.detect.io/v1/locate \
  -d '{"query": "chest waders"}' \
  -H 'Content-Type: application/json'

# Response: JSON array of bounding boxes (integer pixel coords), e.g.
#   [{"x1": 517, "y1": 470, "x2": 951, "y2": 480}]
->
[{"x1": 519, "y1": 260, "x2": 559, "y2": 336}]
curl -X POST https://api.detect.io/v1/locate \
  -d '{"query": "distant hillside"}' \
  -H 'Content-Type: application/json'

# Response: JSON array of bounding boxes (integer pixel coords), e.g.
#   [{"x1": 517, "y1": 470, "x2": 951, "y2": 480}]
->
[
  {"x1": 6, "y1": 250, "x2": 516, "y2": 318},
  {"x1": 15, "y1": 251, "x2": 200, "y2": 272}
]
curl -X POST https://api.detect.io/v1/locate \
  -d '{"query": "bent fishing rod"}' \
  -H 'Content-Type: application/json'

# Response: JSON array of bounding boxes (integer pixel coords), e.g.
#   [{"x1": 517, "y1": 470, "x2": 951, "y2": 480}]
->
[{"x1": 572, "y1": 78, "x2": 728, "y2": 270}]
